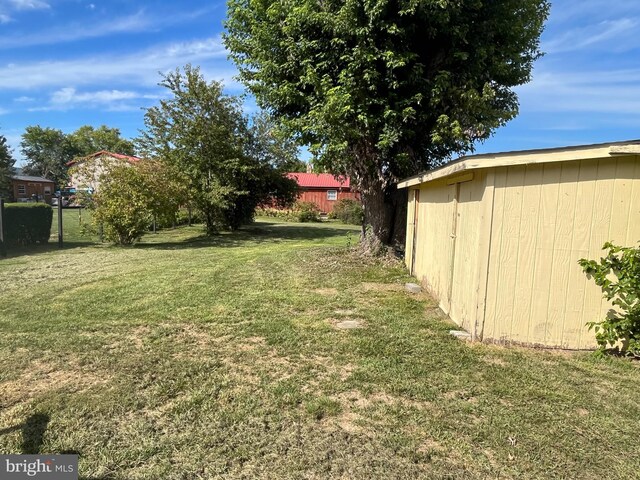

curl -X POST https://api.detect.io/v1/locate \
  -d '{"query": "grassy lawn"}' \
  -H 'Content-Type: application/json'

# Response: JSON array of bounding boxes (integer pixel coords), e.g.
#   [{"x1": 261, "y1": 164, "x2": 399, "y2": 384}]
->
[
  {"x1": 50, "y1": 208, "x2": 96, "y2": 244},
  {"x1": 0, "y1": 220, "x2": 638, "y2": 479}
]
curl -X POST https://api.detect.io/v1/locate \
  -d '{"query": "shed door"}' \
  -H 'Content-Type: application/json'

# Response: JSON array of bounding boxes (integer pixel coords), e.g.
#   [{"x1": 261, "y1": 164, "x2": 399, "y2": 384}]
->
[
  {"x1": 409, "y1": 189, "x2": 420, "y2": 275},
  {"x1": 440, "y1": 183, "x2": 459, "y2": 314},
  {"x1": 448, "y1": 180, "x2": 479, "y2": 332}
]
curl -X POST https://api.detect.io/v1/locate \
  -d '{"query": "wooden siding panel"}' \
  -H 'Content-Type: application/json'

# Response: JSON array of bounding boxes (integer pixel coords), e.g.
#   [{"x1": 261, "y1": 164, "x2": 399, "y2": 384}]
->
[
  {"x1": 545, "y1": 161, "x2": 580, "y2": 347},
  {"x1": 510, "y1": 165, "x2": 544, "y2": 344},
  {"x1": 528, "y1": 163, "x2": 562, "y2": 345},
  {"x1": 483, "y1": 168, "x2": 509, "y2": 341},
  {"x1": 297, "y1": 189, "x2": 359, "y2": 213},
  {"x1": 627, "y1": 157, "x2": 640, "y2": 245},
  {"x1": 474, "y1": 170, "x2": 495, "y2": 340},
  {"x1": 581, "y1": 159, "x2": 618, "y2": 348},
  {"x1": 405, "y1": 188, "x2": 417, "y2": 271},
  {"x1": 563, "y1": 160, "x2": 598, "y2": 348},
  {"x1": 492, "y1": 166, "x2": 526, "y2": 342},
  {"x1": 450, "y1": 173, "x2": 485, "y2": 331}
]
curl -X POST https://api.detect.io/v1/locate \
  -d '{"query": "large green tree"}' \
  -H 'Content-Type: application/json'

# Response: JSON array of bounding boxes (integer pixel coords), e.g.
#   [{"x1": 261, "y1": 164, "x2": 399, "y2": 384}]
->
[
  {"x1": 21, "y1": 125, "x2": 135, "y2": 189},
  {"x1": 0, "y1": 132, "x2": 15, "y2": 199},
  {"x1": 225, "y1": 0, "x2": 550, "y2": 246},
  {"x1": 21, "y1": 126, "x2": 78, "y2": 188},
  {"x1": 248, "y1": 112, "x2": 307, "y2": 173},
  {"x1": 68, "y1": 125, "x2": 135, "y2": 157},
  {"x1": 137, "y1": 65, "x2": 298, "y2": 235}
]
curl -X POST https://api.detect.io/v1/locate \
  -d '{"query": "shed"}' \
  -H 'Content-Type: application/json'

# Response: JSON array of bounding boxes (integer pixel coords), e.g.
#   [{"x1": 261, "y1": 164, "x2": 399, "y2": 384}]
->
[
  {"x1": 399, "y1": 141, "x2": 640, "y2": 349},
  {"x1": 286, "y1": 172, "x2": 360, "y2": 213}
]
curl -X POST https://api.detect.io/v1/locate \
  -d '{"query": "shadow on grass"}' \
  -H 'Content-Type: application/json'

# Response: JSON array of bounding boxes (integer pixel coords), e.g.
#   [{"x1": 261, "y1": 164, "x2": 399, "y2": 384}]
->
[
  {"x1": 1, "y1": 241, "x2": 96, "y2": 260},
  {"x1": 135, "y1": 222, "x2": 360, "y2": 251},
  {"x1": 0, "y1": 413, "x2": 119, "y2": 479},
  {"x1": 0, "y1": 412, "x2": 50, "y2": 454},
  {"x1": 1, "y1": 222, "x2": 360, "y2": 258}
]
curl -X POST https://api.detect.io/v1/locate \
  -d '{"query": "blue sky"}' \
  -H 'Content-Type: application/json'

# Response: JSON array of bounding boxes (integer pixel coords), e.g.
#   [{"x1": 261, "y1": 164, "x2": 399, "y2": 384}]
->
[{"x1": 0, "y1": 0, "x2": 639, "y2": 165}]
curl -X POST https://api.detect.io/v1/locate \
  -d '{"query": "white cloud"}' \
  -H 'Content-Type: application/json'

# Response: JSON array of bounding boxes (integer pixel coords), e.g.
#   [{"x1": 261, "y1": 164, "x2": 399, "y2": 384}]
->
[
  {"x1": 0, "y1": 7, "x2": 217, "y2": 50},
  {"x1": 0, "y1": 10, "x2": 149, "y2": 49},
  {"x1": 0, "y1": 37, "x2": 235, "y2": 91},
  {"x1": 0, "y1": 13, "x2": 11, "y2": 23},
  {"x1": 8, "y1": 0, "x2": 49, "y2": 10},
  {"x1": 13, "y1": 95, "x2": 34, "y2": 102},
  {"x1": 0, "y1": 107, "x2": 8, "y2": 115},
  {"x1": 544, "y1": 17, "x2": 640, "y2": 53},
  {"x1": 517, "y1": 68, "x2": 640, "y2": 114},
  {"x1": 51, "y1": 87, "x2": 137, "y2": 105}
]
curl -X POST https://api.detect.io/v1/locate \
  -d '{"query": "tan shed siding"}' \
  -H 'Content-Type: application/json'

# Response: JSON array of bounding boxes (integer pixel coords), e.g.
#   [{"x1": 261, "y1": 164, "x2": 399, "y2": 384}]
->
[
  {"x1": 412, "y1": 179, "x2": 457, "y2": 310},
  {"x1": 405, "y1": 189, "x2": 417, "y2": 272},
  {"x1": 448, "y1": 173, "x2": 486, "y2": 333},
  {"x1": 410, "y1": 173, "x2": 487, "y2": 332},
  {"x1": 482, "y1": 156, "x2": 640, "y2": 349}
]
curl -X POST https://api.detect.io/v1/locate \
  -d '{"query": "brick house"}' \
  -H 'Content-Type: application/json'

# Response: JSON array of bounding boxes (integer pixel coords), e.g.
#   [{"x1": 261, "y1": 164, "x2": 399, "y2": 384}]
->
[
  {"x1": 286, "y1": 172, "x2": 360, "y2": 213},
  {"x1": 10, "y1": 175, "x2": 56, "y2": 204}
]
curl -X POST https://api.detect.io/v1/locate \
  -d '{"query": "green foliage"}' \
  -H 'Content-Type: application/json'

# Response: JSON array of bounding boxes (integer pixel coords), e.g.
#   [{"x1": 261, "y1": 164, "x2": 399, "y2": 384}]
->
[
  {"x1": 90, "y1": 164, "x2": 154, "y2": 245},
  {"x1": 0, "y1": 132, "x2": 15, "y2": 199},
  {"x1": 294, "y1": 201, "x2": 321, "y2": 223},
  {"x1": 68, "y1": 125, "x2": 135, "y2": 157},
  {"x1": 137, "y1": 65, "x2": 299, "y2": 235},
  {"x1": 224, "y1": 0, "x2": 550, "y2": 244},
  {"x1": 305, "y1": 396, "x2": 342, "y2": 421},
  {"x1": 2, "y1": 203, "x2": 53, "y2": 246},
  {"x1": 256, "y1": 201, "x2": 321, "y2": 223},
  {"x1": 21, "y1": 125, "x2": 135, "y2": 189},
  {"x1": 579, "y1": 242, "x2": 640, "y2": 356},
  {"x1": 328, "y1": 199, "x2": 364, "y2": 225},
  {"x1": 248, "y1": 112, "x2": 307, "y2": 172},
  {"x1": 21, "y1": 126, "x2": 77, "y2": 188}
]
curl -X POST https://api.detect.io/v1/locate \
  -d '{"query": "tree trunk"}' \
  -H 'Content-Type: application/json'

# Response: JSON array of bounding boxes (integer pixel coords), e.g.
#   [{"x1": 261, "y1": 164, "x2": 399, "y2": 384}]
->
[{"x1": 360, "y1": 180, "x2": 408, "y2": 254}]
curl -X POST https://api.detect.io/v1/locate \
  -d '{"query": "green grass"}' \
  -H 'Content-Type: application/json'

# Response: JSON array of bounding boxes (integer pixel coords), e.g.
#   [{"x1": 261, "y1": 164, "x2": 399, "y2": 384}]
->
[
  {"x1": 49, "y1": 208, "x2": 95, "y2": 244},
  {"x1": 0, "y1": 220, "x2": 638, "y2": 479}
]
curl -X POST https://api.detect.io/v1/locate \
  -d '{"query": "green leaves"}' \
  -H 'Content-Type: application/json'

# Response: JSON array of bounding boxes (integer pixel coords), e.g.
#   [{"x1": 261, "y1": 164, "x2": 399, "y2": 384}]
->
[
  {"x1": 225, "y1": 0, "x2": 550, "y2": 244},
  {"x1": 579, "y1": 242, "x2": 640, "y2": 356},
  {"x1": 137, "y1": 66, "x2": 299, "y2": 234},
  {"x1": 0, "y1": 132, "x2": 15, "y2": 199}
]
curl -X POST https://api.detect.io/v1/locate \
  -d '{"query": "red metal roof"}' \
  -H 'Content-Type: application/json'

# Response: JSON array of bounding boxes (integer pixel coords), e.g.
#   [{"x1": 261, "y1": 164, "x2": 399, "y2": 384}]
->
[
  {"x1": 286, "y1": 172, "x2": 351, "y2": 189},
  {"x1": 67, "y1": 150, "x2": 141, "y2": 167}
]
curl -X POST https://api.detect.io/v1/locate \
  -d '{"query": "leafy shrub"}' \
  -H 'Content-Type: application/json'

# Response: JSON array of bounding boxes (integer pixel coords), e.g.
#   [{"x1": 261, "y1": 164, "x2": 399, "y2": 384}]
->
[
  {"x1": 90, "y1": 165, "x2": 153, "y2": 245},
  {"x1": 294, "y1": 201, "x2": 321, "y2": 222},
  {"x1": 255, "y1": 203, "x2": 321, "y2": 223},
  {"x1": 329, "y1": 198, "x2": 364, "y2": 225},
  {"x1": 2, "y1": 203, "x2": 53, "y2": 246},
  {"x1": 255, "y1": 206, "x2": 297, "y2": 221},
  {"x1": 579, "y1": 242, "x2": 640, "y2": 356}
]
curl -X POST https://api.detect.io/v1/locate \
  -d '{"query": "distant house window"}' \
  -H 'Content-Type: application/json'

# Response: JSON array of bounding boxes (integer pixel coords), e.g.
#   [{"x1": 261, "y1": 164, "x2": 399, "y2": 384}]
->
[
  {"x1": 327, "y1": 190, "x2": 337, "y2": 201},
  {"x1": 44, "y1": 186, "x2": 51, "y2": 194},
  {"x1": 18, "y1": 184, "x2": 26, "y2": 195}
]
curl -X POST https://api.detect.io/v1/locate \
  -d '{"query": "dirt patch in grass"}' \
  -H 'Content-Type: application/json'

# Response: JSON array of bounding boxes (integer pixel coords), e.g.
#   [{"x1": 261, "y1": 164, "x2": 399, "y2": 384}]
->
[
  {"x1": 481, "y1": 356, "x2": 508, "y2": 367},
  {"x1": 0, "y1": 357, "x2": 110, "y2": 408},
  {"x1": 360, "y1": 282, "x2": 404, "y2": 292},
  {"x1": 328, "y1": 317, "x2": 366, "y2": 330},
  {"x1": 313, "y1": 288, "x2": 338, "y2": 296}
]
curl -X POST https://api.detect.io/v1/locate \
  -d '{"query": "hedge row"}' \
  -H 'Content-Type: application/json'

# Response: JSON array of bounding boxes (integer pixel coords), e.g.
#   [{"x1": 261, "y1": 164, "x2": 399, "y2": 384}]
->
[{"x1": 2, "y1": 203, "x2": 53, "y2": 247}]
